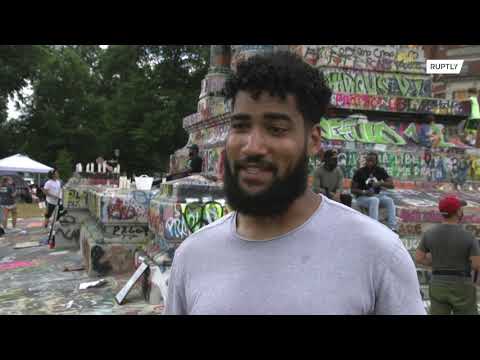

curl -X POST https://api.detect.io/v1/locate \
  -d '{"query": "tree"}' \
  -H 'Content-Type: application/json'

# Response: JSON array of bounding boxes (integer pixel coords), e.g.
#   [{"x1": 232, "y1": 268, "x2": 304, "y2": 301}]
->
[
  {"x1": 56, "y1": 149, "x2": 73, "y2": 180},
  {"x1": 20, "y1": 45, "x2": 107, "y2": 164},
  {"x1": 0, "y1": 45, "x2": 47, "y2": 157},
  {"x1": 1, "y1": 45, "x2": 211, "y2": 176},
  {"x1": 97, "y1": 45, "x2": 210, "y2": 174}
]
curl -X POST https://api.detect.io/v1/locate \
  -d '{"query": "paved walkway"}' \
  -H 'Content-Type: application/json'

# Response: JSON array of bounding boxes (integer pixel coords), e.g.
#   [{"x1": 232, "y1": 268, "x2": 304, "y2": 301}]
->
[{"x1": 0, "y1": 218, "x2": 163, "y2": 315}]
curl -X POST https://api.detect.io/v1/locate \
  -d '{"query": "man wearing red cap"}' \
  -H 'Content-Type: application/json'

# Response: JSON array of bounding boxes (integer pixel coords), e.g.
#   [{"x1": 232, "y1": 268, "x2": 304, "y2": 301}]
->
[{"x1": 416, "y1": 196, "x2": 480, "y2": 315}]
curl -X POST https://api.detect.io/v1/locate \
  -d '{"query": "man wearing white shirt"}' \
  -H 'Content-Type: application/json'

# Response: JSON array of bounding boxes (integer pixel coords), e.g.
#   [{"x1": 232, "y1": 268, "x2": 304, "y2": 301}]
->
[{"x1": 43, "y1": 168, "x2": 66, "y2": 229}]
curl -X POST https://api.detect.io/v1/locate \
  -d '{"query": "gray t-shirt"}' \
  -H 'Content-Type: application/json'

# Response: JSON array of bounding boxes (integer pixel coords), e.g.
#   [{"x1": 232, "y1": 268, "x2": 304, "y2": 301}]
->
[
  {"x1": 312, "y1": 165, "x2": 344, "y2": 195},
  {"x1": 418, "y1": 224, "x2": 480, "y2": 275},
  {"x1": 165, "y1": 196, "x2": 425, "y2": 315}
]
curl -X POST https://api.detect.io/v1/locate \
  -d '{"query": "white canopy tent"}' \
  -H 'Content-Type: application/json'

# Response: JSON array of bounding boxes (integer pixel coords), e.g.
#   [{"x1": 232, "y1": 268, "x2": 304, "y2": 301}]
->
[
  {"x1": 0, "y1": 154, "x2": 53, "y2": 173},
  {"x1": 0, "y1": 154, "x2": 54, "y2": 186}
]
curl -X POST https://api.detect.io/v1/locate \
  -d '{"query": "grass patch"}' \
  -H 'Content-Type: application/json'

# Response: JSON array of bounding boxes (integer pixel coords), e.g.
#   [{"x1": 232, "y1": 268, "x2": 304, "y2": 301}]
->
[{"x1": 15, "y1": 203, "x2": 45, "y2": 219}]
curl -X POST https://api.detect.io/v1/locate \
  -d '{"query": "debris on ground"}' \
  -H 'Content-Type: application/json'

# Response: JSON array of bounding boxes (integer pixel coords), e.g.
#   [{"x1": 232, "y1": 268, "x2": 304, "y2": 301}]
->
[
  {"x1": 79, "y1": 279, "x2": 107, "y2": 290},
  {"x1": 49, "y1": 251, "x2": 69, "y2": 256},
  {"x1": 115, "y1": 262, "x2": 148, "y2": 305},
  {"x1": 63, "y1": 265, "x2": 85, "y2": 272},
  {"x1": 65, "y1": 300, "x2": 74, "y2": 309},
  {"x1": 39, "y1": 236, "x2": 49, "y2": 245},
  {"x1": 13, "y1": 242, "x2": 42, "y2": 249}
]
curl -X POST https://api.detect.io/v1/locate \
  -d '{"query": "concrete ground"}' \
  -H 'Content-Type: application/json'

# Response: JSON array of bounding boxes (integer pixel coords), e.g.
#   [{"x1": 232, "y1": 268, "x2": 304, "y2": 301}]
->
[
  {"x1": 0, "y1": 217, "x2": 164, "y2": 315},
  {"x1": 1, "y1": 217, "x2": 478, "y2": 315}
]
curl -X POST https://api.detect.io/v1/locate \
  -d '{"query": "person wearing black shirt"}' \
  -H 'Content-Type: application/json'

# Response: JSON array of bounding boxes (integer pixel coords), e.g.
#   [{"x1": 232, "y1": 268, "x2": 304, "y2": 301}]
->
[
  {"x1": 0, "y1": 177, "x2": 17, "y2": 230},
  {"x1": 351, "y1": 152, "x2": 397, "y2": 232},
  {"x1": 187, "y1": 144, "x2": 203, "y2": 174}
]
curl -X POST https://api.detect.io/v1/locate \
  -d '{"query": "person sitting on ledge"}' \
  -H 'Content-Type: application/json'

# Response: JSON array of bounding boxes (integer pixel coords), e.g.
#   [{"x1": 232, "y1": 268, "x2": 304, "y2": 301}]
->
[
  {"x1": 312, "y1": 149, "x2": 352, "y2": 207},
  {"x1": 187, "y1": 144, "x2": 203, "y2": 174},
  {"x1": 351, "y1": 152, "x2": 397, "y2": 232},
  {"x1": 166, "y1": 144, "x2": 203, "y2": 181}
]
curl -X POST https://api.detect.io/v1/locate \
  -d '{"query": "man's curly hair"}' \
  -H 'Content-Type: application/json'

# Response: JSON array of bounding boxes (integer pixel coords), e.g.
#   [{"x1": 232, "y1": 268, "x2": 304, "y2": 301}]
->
[{"x1": 224, "y1": 51, "x2": 332, "y2": 126}]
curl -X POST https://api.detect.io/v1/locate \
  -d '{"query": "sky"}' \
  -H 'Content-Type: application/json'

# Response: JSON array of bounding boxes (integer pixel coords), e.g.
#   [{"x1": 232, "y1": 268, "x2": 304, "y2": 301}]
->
[
  {"x1": 6, "y1": 45, "x2": 109, "y2": 120},
  {"x1": 7, "y1": 85, "x2": 33, "y2": 120}
]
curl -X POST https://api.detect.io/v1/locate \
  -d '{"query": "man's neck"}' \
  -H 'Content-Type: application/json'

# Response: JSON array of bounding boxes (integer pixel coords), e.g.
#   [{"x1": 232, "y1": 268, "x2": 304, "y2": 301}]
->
[
  {"x1": 235, "y1": 190, "x2": 322, "y2": 241},
  {"x1": 443, "y1": 219, "x2": 459, "y2": 225}
]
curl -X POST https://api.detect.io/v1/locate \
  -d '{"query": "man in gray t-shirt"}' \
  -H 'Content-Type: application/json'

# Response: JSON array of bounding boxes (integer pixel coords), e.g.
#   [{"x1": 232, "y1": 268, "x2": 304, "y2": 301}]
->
[
  {"x1": 416, "y1": 195, "x2": 480, "y2": 315},
  {"x1": 312, "y1": 149, "x2": 352, "y2": 207},
  {"x1": 165, "y1": 52, "x2": 425, "y2": 315}
]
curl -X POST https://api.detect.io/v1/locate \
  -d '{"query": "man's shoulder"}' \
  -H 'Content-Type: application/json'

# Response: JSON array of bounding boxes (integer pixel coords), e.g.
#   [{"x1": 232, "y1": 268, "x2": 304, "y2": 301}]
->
[
  {"x1": 174, "y1": 212, "x2": 234, "y2": 259},
  {"x1": 324, "y1": 199, "x2": 403, "y2": 253},
  {"x1": 353, "y1": 167, "x2": 367, "y2": 177},
  {"x1": 375, "y1": 166, "x2": 389, "y2": 175},
  {"x1": 315, "y1": 165, "x2": 326, "y2": 175}
]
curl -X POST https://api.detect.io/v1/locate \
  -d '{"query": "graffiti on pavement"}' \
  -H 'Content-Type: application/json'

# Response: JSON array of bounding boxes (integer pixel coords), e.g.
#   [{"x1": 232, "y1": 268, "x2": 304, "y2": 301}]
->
[{"x1": 0, "y1": 261, "x2": 35, "y2": 271}]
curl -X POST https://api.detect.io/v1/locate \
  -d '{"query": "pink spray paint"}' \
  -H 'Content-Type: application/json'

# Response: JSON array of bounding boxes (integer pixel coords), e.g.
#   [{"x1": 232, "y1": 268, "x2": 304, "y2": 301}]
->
[{"x1": 0, "y1": 261, "x2": 35, "y2": 271}]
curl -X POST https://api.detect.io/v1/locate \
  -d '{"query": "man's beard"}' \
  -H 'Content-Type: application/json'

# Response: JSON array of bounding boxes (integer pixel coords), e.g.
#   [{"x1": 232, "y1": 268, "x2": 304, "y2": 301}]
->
[{"x1": 223, "y1": 150, "x2": 309, "y2": 218}]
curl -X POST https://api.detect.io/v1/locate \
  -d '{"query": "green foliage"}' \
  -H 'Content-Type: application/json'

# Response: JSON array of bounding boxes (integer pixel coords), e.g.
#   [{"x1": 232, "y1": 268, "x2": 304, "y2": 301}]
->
[
  {"x1": 56, "y1": 149, "x2": 74, "y2": 181},
  {"x1": 1, "y1": 45, "x2": 210, "y2": 174}
]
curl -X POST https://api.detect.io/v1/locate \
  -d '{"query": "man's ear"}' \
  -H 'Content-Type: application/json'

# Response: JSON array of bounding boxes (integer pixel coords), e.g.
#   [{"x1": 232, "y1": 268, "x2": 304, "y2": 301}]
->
[{"x1": 307, "y1": 124, "x2": 322, "y2": 157}]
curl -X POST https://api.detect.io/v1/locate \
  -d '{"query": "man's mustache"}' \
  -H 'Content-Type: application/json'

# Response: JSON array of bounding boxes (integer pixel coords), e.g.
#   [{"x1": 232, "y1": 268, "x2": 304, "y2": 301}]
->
[{"x1": 232, "y1": 156, "x2": 277, "y2": 173}]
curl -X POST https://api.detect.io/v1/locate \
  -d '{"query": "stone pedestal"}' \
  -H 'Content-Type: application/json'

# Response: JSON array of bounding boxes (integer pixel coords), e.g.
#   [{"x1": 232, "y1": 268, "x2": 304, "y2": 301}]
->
[
  {"x1": 55, "y1": 209, "x2": 90, "y2": 250},
  {"x1": 62, "y1": 182, "x2": 157, "y2": 277},
  {"x1": 141, "y1": 175, "x2": 227, "y2": 303},
  {"x1": 84, "y1": 234, "x2": 139, "y2": 277}
]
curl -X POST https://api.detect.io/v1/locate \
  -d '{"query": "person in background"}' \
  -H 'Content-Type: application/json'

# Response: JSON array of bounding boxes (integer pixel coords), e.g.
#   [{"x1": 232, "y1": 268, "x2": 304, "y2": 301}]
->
[
  {"x1": 467, "y1": 88, "x2": 480, "y2": 147},
  {"x1": 165, "y1": 144, "x2": 204, "y2": 182},
  {"x1": 416, "y1": 195, "x2": 480, "y2": 315},
  {"x1": 187, "y1": 144, "x2": 203, "y2": 174},
  {"x1": 459, "y1": 89, "x2": 480, "y2": 146},
  {"x1": 351, "y1": 152, "x2": 397, "y2": 232},
  {"x1": 0, "y1": 177, "x2": 17, "y2": 230},
  {"x1": 43, "y1": 168, "x2": 67, "y2": 229},
  {"x1": 312, "y1": 149, "x2": 352, "y2": 207}
]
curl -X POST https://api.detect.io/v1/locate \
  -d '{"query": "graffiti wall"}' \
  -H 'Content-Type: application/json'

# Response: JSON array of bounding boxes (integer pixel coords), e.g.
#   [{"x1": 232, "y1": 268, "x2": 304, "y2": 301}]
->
[
  {"x1": 189, "y1": 123, "x2": 229, "y2": 148},
  {"x1": 398, "y1": 208, "x2": 480, "y2": 224},
  {"x1": 148, "y1": 177, "x2": 228, "y2": 253},
  {"x1": 323, "y1": 68, "x2": 431, "y2": 98},
  {"x1": 103, "y1": 224, "x2": 149, "y2": 244},
  {"x1": 310, "y1": 146, "x2": 480, "y2": 183},
  {"x1": 99, "y1": 190, "x2": 158, "y2": 224},
  {"x1": 181, "y1": 113, "x2": 480, "y2": 183},
  {"x1": 63, "y1": 188, "x2": 88, "y2": 209},
  {"x1": 198, "y1": 96, "x2": 230, "y2": 121},
  {"x1": 331, "y1": 92, "x2": 467, "y2": 116},
  {"x1": 230, "y1": 45, "x2": 274, "y2": 72},
  {"x1": 303, "y1": 45, "x2": 425, "y2": 73},
  {"x1": 199, "y1": 74, "x2": 227, "y2": 99},
  {"x1": 55, "y1": 210, "x2": 90, "y2": 249},
  {"x1": 183, "y1": 112, "x2": 202, "y2": 128},
  {"x1": 148, "y1": 198, "x2": 228, "y2": 252},
  {"x1": 320, "y1": 118, "x2": 472, "y2": 148}
]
